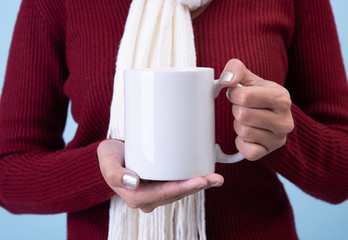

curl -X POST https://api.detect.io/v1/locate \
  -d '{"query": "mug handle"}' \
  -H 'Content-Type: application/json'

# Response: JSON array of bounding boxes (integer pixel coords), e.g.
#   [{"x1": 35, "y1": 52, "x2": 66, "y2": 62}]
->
[{"x1": 214, "y1": 79, "x2": 244, "y2": 163}]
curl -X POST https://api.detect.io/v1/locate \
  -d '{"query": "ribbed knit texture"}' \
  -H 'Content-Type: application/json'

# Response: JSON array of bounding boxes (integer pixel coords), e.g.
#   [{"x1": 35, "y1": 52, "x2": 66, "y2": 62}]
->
[{"x1": 0, "y1": 0, "x2": 347, "y2": 240}]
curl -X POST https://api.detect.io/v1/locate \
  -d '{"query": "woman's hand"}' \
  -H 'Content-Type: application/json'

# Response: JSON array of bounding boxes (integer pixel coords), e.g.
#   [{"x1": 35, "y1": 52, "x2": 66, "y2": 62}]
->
[
  {"x1": 97, "y1": 139, "x2": 224, "y2": 213},
  {"x1": 220, "y1": 59, "x2": 294, "y2": 161}
]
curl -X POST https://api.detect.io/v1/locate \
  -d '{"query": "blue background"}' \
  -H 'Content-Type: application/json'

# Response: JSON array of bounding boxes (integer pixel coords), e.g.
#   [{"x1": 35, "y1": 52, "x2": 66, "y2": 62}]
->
[{"x1": 0, "y1": 0, "x2": 347, "y2": 239}]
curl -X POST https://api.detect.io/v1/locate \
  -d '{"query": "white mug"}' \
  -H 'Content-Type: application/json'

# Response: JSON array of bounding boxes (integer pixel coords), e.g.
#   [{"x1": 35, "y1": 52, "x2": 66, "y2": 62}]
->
[{"x1": 124, "y1": 67, "x2": 244, "y2": 181}]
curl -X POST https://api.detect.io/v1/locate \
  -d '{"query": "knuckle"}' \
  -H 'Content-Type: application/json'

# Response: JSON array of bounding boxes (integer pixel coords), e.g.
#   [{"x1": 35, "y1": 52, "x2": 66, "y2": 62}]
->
[
  {"x1": 239, "y1": 90, "x2": 252, "y2": 106},
  {"x1": 160, "y1": 192, "x2": 171, "y2": 202},
  {"x1": 158, "y1": 184, "x2": 183, "y2": 202},
  {"x1": 280, "y1": 97, "x2": 292, "y2": 111},
  {"x1": 243, "y1": 146, "x2": 262, "y2": 161},
  {"x1": 105, "y1": 170, "x2": 118, "y2": 186},
  {"x1": 239, "y1": 125, "x2": 251, "y2": 140},
  {"x1": 158, "y1": 184, "x2": 180, "y2": 202},
  {"x1": 227, "y1": 59, "x2": 247, "y2": 79},
  {"x1": 229, "y1": 58, "x2": 245, "y2": 70},
  {"x1": 278, "y1": 118, "x2": 294, "y2": 135},
  {"x1": 244, "y1": 151, "x2": 258, "y2": 161},
  {"x1": 235, "y1": 106, "x2": 249, "y2": 123},
  {"x1": 275, "y1": 88, "x2": 292, "y2": 111}
]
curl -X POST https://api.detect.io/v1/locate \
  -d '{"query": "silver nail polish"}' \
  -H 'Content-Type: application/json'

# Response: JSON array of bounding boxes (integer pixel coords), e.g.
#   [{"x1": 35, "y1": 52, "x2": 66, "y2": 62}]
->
[
  {"x1": 226, "y1": 88, "x2": 231, "y2": 101},
  {"x1": 195, "y1": 184, "x2": 207, "y2": 190},
  {"x1": 122, "y1": 173, "x2": 138, "y2": 189},
  {"x1": 219, "y1": 71, "x2": 234, "y2": 82},
  {"x1": 211, "y1": 183, "x2": 223, "y2": 188}
]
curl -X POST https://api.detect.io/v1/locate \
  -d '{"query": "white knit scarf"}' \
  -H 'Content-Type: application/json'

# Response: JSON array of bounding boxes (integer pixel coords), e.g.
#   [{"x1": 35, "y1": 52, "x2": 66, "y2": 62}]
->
[{"x1": 107, "y1": 0, "x2": 212, "y2": 239}]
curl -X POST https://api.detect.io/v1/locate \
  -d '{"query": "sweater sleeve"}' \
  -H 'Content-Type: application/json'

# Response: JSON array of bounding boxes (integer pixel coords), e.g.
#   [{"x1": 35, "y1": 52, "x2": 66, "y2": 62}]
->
[
  {"x1": 0, "y1": 0, "x2": 115, "y2": 214},
  {"x1": 262, "y1": 0, "x2": 348, "y2": 204}
]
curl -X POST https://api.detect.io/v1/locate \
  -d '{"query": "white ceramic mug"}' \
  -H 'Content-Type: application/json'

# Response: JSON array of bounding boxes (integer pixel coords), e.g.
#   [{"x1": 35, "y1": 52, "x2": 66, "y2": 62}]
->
[{"x1": 124, "y1": 68, "x2": 244, "y2": 181}]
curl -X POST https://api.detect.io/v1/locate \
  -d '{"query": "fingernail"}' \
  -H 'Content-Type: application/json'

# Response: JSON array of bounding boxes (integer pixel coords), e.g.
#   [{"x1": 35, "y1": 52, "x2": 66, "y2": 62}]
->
[
  {"x1": 211, "y1": 183, "x2": 223, "y2": 188},
  {"x1": 219, "y1": 71, "x2": 234, "y2": 82},
  {"x1": 195, "y1": 184, "x2": 208, "y2": 190},
  {"x1": 226, "y1": 88, "x2": 231, "y2": 101},
  {"x1": 122, "y1": 173, "x2": 138, "y2": 189}
]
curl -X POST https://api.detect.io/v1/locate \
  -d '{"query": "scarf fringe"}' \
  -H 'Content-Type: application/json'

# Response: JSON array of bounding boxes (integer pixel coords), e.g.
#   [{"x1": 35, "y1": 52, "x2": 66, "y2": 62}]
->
[{"x1": 108, "y1": 192, "x2": 206, "y2": 240}]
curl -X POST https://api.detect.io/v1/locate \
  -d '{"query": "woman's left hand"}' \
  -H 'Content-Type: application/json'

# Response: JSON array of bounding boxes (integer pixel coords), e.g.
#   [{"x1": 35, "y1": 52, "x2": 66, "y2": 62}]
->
[{"x1": 220, "y1": 59, "x2": 294, "y2": 161}]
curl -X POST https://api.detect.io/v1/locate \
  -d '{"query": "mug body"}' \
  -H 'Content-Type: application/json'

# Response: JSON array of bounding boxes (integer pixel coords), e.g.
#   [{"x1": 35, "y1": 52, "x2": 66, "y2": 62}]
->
[{"x1": 124, "y1": 68, "x2": 216, "y2": 180}]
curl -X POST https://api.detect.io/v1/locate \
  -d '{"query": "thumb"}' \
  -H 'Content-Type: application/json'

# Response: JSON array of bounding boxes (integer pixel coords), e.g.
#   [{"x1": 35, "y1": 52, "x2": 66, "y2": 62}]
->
[
  {"x1": 219, "y1": 58, "x2": 267, "y2": 87},
  {"x1": 97, "y1": 139, "x2": 140, "y2": 189}
]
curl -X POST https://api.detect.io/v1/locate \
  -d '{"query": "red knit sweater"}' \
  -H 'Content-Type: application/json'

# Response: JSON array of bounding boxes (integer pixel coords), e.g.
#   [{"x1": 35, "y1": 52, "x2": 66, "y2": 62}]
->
[{"x1": 1, "y1": 0, "x2": 348, "y2": 239}]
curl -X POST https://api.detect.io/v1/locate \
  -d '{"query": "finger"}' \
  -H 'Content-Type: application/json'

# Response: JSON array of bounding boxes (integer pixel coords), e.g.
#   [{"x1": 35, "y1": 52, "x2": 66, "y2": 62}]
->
[
  {"x1": 101, "y1": 155, "x2": 140, "y2": 189},
  {"x1": 139, "y1": 174, "x2": 224, "y2": 213},
  {"x1": 114, "y1": 176, "x2": 208, "y2": 210},
  {"x1": 232, "y1": 105, "x2": 277, "y2": 133},
  {"x1": 150, "y1": 173, "x2": 224, "y2": 205},
  {"x1": 118, "y1": 173, "x2": 224, "y2": 210},
  {"x1": 227, "y1": 85, "x2": 291, "y2": 112},
  {"x1": 139, "y1": 177, "x2": 208, "y2": 204},
  {"x1": 233, "y1": 104, "x2": 294, "y2": 135},
  {"x1": 97, "y1": 140, "x2": 140, "y2": 189},
  {"x1": 204, "y1": 173, "x2": 224, "y2": 187},
  {"x1": 219, "y1": 59, "x2": 267, "y2": 87},
  {"x1": 233, "y1": 120, "x2": 285, "y2": 152},
  {"x1": 235, "y1": 136, "x2": 268, "y2": 161}
]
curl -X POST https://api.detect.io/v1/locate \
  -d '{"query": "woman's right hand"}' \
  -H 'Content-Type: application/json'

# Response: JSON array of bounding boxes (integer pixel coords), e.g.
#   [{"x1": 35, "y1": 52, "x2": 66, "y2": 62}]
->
[{"x1": 97, "y1": 139, "x2": 224, "y2": 213}]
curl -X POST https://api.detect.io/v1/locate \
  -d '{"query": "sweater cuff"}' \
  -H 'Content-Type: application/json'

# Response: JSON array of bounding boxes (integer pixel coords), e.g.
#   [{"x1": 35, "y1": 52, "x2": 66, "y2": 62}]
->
[{"x1": 62, "y1": 141, "x2": 116, "y2": 213}]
